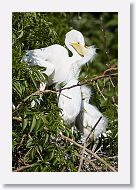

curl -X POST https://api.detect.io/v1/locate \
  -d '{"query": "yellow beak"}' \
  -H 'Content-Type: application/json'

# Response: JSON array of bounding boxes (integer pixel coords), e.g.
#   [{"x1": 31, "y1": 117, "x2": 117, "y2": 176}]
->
[{"x1": 71, "y1": 42, "x2": 88, "y2": 57}]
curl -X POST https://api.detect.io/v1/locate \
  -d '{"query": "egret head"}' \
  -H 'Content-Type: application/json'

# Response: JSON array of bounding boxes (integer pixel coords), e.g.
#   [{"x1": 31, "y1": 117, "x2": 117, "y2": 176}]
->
[{"x1": 65, "y1": 30, "x2": 88, "y2": 57}]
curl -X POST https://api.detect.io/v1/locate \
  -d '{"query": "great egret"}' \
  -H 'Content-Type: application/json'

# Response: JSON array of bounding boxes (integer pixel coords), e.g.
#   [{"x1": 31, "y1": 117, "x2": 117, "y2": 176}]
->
[
  {"x1": 58, "y1": 79, "x2": 81, "y2": 125},
  {"x1": 23, "y1": 30, "x2": 96, "y2": 89},
  {"x1": 76, "y1": 85, "x2": 107, "y2": 151}
]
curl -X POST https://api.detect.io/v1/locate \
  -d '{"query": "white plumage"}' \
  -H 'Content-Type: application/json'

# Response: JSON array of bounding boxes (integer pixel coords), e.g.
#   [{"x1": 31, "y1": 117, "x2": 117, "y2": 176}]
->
[
  {"x1": 82, "y1": 102, "x2": 107, "y2": 139},
  {"x1": 22, "y1": 30, "x2": 107, "y2": 141},
  {"x1": 76, "y1": 85, "x2": 107, "y2": 146},
  {"x1": 23, "y1": 30, "x2": 96, "y2": 89},
  {"x1": 80, "y1": 85, "x2": 92, "y2": 103},
  {"x1": 58, "y1": 79, "x2": 81, "y2": 125}
]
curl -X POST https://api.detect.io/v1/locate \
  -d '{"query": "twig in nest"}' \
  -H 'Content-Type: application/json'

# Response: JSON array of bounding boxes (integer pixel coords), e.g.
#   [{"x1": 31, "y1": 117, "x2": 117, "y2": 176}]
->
[
  {"x1": 78, "y1": 142, "x2": 86, "y2": 172},
  {"x1": 17, "y1": 134, "x2": 27, "y2": 150},
  {"x1": 109, "y1": 77, "x2": 115, "y2": 88},
  {"x1": 60, "y1": 133, "x2": 117, "y2": 172},
  {"x1": 95, "y1": 82, "x2": 107, "y2": 101},
  {"x1": 13, "y1": 164, "x2": 33, "y2": 172},
  {"x1": 76, "y1": 153, "x2": 100, "y2": 172}
]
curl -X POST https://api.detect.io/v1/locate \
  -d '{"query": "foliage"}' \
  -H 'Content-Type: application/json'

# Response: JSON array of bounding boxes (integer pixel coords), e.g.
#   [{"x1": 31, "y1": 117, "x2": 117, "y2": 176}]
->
[{"x1": 12, "y1": 12, "x2": 118, "y2": 172}]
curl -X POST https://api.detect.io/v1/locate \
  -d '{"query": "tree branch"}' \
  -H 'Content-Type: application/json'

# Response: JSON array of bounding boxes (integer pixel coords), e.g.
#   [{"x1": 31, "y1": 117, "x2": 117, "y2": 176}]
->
[
  {"x1": 17, "y1": 134, "x2": 27, "y2": 150},
  {"x1": 14, "y1": 164, "x2": 33, "y2": 172},
  {"x1": 12, "y1": 116, "x2": 22, "y2": 122},
  {"x1": 76, "y1": 153, "x2": 101, "y2": 172},
  {"x1": 78, "y1": 142, "x2": 86, "y2": 172},
  {"x1": 13, "y1": 90, "x2": 71, "y2": 114},
  {"x1": 60, "y1": 133, "x2": 117, "y2": 172},
  {"x1": 103, "y1": 67, "x2": 118, "y2": 75},
  {"x1": 59, "y1": 73, "x2": 118, "y2": 91},
  {"x1": 96, "y1": 82, "x2": 107, "y2": 100},
  {"x1": 13, "y1": 70, "x2": 118, "y2": 114}
]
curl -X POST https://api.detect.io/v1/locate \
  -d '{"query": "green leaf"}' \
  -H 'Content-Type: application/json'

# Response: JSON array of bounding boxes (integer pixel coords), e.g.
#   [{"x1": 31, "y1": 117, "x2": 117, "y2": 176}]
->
[
  {"x1": 17, "y1": 30, "x2": 23, "y2": 39},
  {"x1": 22, "y1": 118, "x2": 28, "y2": 131},
  {"x1": 48, "y1": 149, "x2": 55, "y2": 161},
  {"x1": 30, "y1": 115, "x2": 36, "y2": 133},
  {"x1": 29, "y1": 72, "x2": 37, "y2": 89},
  {"x1": 44, "y1": 133, "x2": 49, "y2": 145},
  {"x1": 39, "y1": 145, "x2": 43, "y2": 153},
  {"x1": 34, "y1": 166, "x2": 39, "y2": 172},
  {"x1": 34, "y1": 70, "x2": 44, "y2": 83},
  {"x1": 12, "y1": 81, "x2": 22, "y2": 97},
  {"x1": 26, "y1": 139, "x2": 33, "y2": 148},
  {"x1": 41, "y1": 115, "x2": 48, "y2": 124},
  {"x1": 31, "y1": 148, "x2": 36, "y2": 159},
  {"x1": 35, "y1": 117, "x2": 42, "y2": 132}
]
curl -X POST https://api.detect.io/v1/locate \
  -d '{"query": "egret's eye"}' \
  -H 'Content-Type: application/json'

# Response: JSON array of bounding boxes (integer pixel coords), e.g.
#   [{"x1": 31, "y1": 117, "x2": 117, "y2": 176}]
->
[{"x1": 77, "y1": 42, "x2": 80, "y2": 44}]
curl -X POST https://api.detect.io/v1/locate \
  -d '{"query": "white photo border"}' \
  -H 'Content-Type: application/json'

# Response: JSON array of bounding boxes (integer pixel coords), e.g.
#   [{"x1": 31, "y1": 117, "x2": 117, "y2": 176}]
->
[{"x1": 0, "y1": 0, "x2": 130, "y2": 184}]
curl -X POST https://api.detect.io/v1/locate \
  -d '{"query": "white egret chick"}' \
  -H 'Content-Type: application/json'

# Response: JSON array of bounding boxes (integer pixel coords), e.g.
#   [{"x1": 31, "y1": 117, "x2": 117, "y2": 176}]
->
[
  {"x1": 58, "y1": 79, "x2": 81, "y2": 125},
  {"x1": 80, "y1": 85, "x2": 92, "y2": 103},
  {"x1": 23, "y1": 30, "x2": 96, "y2": 89},
  {"x1": 82, "y1": 102, "x2": 107, "y2": 140},
  {"x1": 76, "y1": 85, "x2": 108, "y2": 151}
]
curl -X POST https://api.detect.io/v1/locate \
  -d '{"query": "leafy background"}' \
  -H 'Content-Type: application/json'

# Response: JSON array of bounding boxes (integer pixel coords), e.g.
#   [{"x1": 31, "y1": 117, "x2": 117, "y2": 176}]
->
[{"x1": 12, "y1": 12, "x2": 118, "y2": 172}]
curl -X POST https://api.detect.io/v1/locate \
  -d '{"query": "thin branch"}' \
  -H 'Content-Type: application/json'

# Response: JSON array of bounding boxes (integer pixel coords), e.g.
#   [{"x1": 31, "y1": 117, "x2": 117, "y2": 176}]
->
[
  {"x1": 113, "y1": 103, "x2": 118, "y2": 108},
  {"x1": 60, "y1": 133, "x2": 117, "y2": 172},
  {"x1": 95, "y1": 82, "x2": 107, "y2": 101},
  {"x1": 78, "y1": 142, "x2": 86, "y2": 172},
  {"x1": 13, "y1": 90, "x2": 71, "y2": 113},
  {"x1": 86, "y1": 116, "x2": 102, "y2": 142},
  {"x1": 13, "y1": 71, "x2": 118, "y2": 114},
  {"x1": 28, "y1": 133, "x2": 32, "y2": 139},
  {"x1": 17, "y1": 134, "x2": 27, "y2": 150},
  {"x1": 13, "y1": 164, "x2": 33, "y2": 172},
  {"x1": 16, "y1": 90, "x2": 57, "y2": 111},
  {"x1": 12, "y1": 116, "x2": 22, "y2": 122},
  {"x1": 109, "y1": 76, "x2": 115, "y2": 88},
  {"x1": 112, "y1": 96, "x2": 118, "y2": 108},
  {"x1": 86, "y1": 155, "x2": 118, "y2": 162},
  {"x1": 76, "y1": 153, "x2": 101, "y2": 172},
  {"x1": 58, "y1": 73, "x2": 118, "y2": 91},
  {"x1": 95, "y1": 145, "x2": 103, "y2": 154},
  {"x1": 105, "y1": 155, "x2": 118, "y2": 159},
  {"x1": 103, "y1": 67, "x2": 118, "y2": 75}
]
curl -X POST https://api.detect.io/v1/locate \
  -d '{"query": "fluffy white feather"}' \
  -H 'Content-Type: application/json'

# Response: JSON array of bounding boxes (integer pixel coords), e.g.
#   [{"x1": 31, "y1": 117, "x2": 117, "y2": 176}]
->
[
  {"x1": 58, "y1": 79, "x2": 81, "y2": 125},
  {"x1": 76, "y1": 85, "x2": 107, "y2": 145},
  {"x1": 82, "y1": 102, "x2": 107, "y2": 139},
  {"x1": 23, "y1": 30, "x2": 96, "y2": 89}
]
